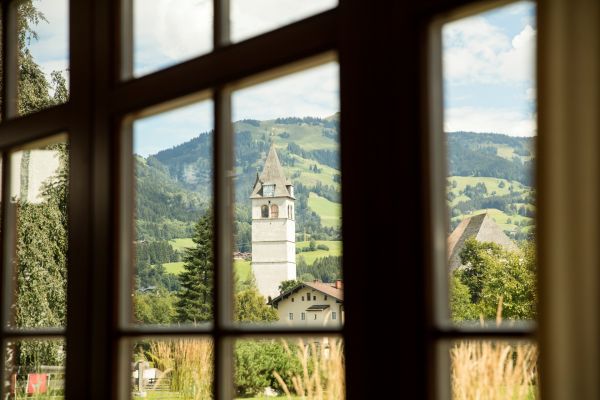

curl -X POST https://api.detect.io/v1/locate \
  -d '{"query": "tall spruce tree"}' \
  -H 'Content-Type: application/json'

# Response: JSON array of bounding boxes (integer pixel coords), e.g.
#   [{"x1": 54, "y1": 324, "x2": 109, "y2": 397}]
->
[{"x1": 176, "y1": 211, "x2": 214, "y2": 322}]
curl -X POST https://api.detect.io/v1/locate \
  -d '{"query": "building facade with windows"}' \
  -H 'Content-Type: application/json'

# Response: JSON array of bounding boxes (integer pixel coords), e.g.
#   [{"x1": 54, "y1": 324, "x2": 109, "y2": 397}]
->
[{"x1": 269, "y1": 281, "x2": 344, "y2": 327}]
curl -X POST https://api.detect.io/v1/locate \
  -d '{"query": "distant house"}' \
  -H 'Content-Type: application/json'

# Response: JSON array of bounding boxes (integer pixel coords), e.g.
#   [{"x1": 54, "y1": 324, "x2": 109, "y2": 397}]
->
[
  {"x1": 269, "y1": 281, "x2": 344, "y2": 327},
  {"x1": 447, "y1": 212, "x2": 518, "y2": 270}
]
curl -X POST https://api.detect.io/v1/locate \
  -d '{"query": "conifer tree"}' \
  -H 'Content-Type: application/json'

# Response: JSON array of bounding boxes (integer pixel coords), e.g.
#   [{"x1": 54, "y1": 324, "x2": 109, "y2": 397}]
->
[{"x1": 176, "y1": 211, "x2": 214, "y2": 322}]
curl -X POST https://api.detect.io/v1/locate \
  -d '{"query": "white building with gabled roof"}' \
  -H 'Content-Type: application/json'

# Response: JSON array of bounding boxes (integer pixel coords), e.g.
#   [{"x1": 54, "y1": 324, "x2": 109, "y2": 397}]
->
[{"x1": 269, "y1": 281, "x2": 344, "y2": 327}]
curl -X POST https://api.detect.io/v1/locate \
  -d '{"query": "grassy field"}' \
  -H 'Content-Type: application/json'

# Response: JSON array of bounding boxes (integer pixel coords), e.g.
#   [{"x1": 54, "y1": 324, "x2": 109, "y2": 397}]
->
[
  {"x1": 307, "y1": 192, "x2": 341, "y2": 228},
  {"x1": 169, "y1": 237, "x2": 194, "y2": 251},
  {"x1": 235, "y1": 259, "x2": 251, "y2": 281},
  {"x1": 296, "y1": 240, "x2": 342, "y2": 265},
  {"x1": 451, "y1": 208, "x2": 533, "y2": 233},
  {"x1": 163, "y1": 261, "x2": 185, "y2": 275},
  {"x1": 163, "y1": 259, "x2": 252, "y2": 281}
]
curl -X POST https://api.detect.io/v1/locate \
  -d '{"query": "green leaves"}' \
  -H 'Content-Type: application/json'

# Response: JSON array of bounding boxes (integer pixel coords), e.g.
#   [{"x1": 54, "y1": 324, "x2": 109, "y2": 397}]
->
[{"x1": 451, "y1": 238, "x2": 536, "y2": 323}]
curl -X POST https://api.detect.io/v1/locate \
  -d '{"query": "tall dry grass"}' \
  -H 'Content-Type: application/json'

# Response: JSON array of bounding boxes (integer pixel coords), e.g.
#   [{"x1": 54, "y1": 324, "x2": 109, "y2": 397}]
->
[
  {"x1": 148, "y1": 338, "x2": 213, "y2": 400},
  {"x1": 274, "y1": 337, "x2": 345, "y2": 400},
  {"x1": 451, "y1": 341, "x2": 539, "y2": 399}
]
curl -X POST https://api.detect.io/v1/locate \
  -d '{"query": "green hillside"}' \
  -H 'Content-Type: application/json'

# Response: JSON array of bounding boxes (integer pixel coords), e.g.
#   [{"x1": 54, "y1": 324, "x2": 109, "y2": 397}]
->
[
  {"x1": 308, "y1": 193, "x2": 341, "y2": 228},
  {"x1": 296, "y1": 240, "x2": 342, "y2": 265}
]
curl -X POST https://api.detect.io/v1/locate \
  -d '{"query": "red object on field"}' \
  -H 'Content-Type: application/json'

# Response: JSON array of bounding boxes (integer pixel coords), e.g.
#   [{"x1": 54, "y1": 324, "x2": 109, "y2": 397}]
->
[{"x1": 26, "y1": 373, "x2": 48, "y2": 394}]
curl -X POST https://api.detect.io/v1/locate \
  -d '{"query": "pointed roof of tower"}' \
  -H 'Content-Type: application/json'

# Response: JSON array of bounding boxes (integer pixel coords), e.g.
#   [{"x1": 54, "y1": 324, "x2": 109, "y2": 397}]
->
[
  {"x1": 250, "y1": 144, "x2": 294, "y2": 198},
  {"x1": 447, "y1": 212, "x2": 518, "y2": 270}
]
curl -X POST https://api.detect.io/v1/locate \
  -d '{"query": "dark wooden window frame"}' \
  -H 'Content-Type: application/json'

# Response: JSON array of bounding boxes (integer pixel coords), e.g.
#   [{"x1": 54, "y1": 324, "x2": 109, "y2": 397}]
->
[{"x1": 0, "y1": 0, "x2": 566, "y2": 399}]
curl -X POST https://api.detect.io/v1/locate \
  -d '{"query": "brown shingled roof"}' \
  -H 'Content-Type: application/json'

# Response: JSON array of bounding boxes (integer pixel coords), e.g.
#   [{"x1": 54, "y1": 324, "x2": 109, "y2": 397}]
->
[
  {"x1": 269, "y1": 281, "x2": 343, "y2": 307},
  {"x1": 447, "y1": 212, "x2": 518, "y2": 270},
  {"x1": 250, "y1": 144, "x2": 294, "y2": 199}
]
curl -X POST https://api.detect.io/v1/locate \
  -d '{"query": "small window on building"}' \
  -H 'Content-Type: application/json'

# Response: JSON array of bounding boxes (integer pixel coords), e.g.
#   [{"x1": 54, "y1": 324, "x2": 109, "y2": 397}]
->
[
  {"x1": 301, "y1": 312, "x2": 305, "y2": 320},
  {"x1": 271, "y1": 204, "x2": 279, "y2": 218},
  {"x1": 313, "y1": 295, "x2": 316, "y2": 301},
  {"x1": 332, "y1": 312, "x2": 337, "y2": 320},
  {"x1": 263, "y1": 184, "x2": 275, "y2": 197},
  {"x1": 307, "y1": 292, "x2": 311, "y2": 301},
  {"x1": 314, "y1": 314, "x2": 317, "y2": 320},
  {"x1": 301, "y1": 296, "x2": 304, "y2": 301},
  {"x1": 289, "y1": 313, "x2": 293, "y2": 320},
  {"x1": 261, "y1": 204, "x2": 269, "y2": 218},
  {"x1": 291, "y1": 298, "x2": 294, "y2": 302},
  {"x1": 325, "y1": 295, "x2": 328, "y2": 300}
]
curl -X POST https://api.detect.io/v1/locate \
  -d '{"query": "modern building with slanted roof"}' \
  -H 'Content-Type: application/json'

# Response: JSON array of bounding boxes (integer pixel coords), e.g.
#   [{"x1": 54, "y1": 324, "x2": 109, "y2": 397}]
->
[
  {"x1": 250, "y1": 144, "x2": 296, "y2": 299},
  {"x1": 269, "y1": 280, "x2": 344, "y2": 327},
  {"x1": 447, "y1": 212, "x2": 518, "y2": 270}
]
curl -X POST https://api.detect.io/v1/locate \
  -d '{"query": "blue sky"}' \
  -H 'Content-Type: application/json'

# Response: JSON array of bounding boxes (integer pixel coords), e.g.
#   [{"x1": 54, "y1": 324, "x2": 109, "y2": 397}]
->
[{"x1": 443, "y1": 1, "x2": 536, "y2": 136}]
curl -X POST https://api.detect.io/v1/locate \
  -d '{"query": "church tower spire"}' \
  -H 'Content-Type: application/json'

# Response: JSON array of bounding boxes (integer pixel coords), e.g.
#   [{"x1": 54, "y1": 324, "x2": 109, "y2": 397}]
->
[{"x1": 250, "y1": 144, "x2": 296, "y2": 299}]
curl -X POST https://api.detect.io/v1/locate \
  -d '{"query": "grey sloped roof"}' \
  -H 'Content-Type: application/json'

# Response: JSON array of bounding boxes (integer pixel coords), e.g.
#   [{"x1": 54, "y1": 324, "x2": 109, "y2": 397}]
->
[
  {"x1": 250, "y1": 144, "x2": 294, "y2": 199},
  {"x1": 447, "y1": 212, "x2": 518, "y2": 270}
]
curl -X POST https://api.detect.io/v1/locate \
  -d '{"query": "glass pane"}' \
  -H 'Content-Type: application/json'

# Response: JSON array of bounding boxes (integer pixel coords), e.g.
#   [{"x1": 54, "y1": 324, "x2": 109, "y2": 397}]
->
[
  {"x1": 443, "y1": 2, "x2": 537, "y2": 326},
  {"x1": 17, "y1": 0, "x2": 69, "y2": 116},
  {"x1": 132, "y1": 0, "x2": 213, "y2": 78},
  {"x1": 2, "y1": 338, "x2": 65, "y2": 398},
  {"x1": 231, "y1": 62, "x2": 343, "y2": 327},
  {"x1": 234, "y1": 337, "x2": 345, "y2": 398},
  {"x1": 128, "y1": 337, "x2": 213, "y2": 400},
  {"x1": 231, "y1": 0, "x2": 337, "y2": 43},
  {"x1": 450, "y1": 340, "x2": 539, "y2": 399},
  {"x1": 6, "y1": 135, "x2": 68, "y2": 329},
  {"x1": 130, "y1": 99, "x2": 214, "y2": 326}
]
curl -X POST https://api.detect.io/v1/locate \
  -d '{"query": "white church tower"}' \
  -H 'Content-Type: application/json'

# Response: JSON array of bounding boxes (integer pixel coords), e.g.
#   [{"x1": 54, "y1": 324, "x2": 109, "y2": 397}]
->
[{"x1": 250, "y1": 145, "x2": 296, "y2": 299}]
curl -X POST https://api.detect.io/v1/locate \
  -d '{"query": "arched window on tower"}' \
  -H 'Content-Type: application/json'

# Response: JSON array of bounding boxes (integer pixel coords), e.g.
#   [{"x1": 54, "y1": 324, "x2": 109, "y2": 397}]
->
[
  {"x1": 271, "y1": 204, "x2": 279, "y2": 218},
  {"x1": 261, "y1": 205, "x2": 269, "y2": 218}
]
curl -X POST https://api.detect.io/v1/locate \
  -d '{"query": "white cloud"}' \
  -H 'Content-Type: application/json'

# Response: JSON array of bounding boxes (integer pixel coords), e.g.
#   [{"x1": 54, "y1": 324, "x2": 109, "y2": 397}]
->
[
  {"x1": 230, "y1": 0, "x2": 337, "y2": 42},
  {"x1": 525, "y1": 87, "x2": 536, "y2": 101},
  {"x1": 445, "y1": 106, "x2": 536, "y2": 136},
  {"x1": 134, "y1": 0, "x2": 213, "y2": 76},
  {"x1": 443, "y1": 17, "x2": 535, "y2": 84},
  {"x1": 232, "y1": 62, "x2": 339, "y2": 121}
]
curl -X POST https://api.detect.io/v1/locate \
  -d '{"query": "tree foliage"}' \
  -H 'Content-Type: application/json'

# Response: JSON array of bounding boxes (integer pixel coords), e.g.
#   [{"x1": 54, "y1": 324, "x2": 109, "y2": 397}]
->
[
  {"x1": 134, "y1": 289, "x2": 178, "y2": 324},
  {"x1": 450, "y1": 238, "x2": 536, "y2": 323},
  {"x1": 234, "y1": 340, "x2": 302, "y2": 396},
  {"x1": 176, "y1": 212, "x2": 213, "y2": 323}
]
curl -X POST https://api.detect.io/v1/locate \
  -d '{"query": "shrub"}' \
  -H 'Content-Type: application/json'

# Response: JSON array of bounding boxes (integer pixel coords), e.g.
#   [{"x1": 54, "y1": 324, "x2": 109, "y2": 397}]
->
[{"x1": 316, "y1": 244, "x2": 329, "y2": 251}]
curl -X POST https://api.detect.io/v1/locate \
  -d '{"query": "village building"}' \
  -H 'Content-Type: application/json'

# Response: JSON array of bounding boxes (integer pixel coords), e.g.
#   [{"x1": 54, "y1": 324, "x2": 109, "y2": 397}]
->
[
  {"x1": 269, "y1": 281, "x2": 344, "y2": 327},
  {"x1": 250, "y1": 145, "x2": 297, "y2": 299},
  {"x1": 447, "y1": 212, "x2": 518, "y2": 270}
]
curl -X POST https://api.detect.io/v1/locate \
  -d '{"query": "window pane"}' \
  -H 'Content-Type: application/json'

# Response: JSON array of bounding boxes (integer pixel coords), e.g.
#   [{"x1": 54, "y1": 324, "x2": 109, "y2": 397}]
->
[
  {"x1": 132, "y1": 0, "x2": 213, "y2": 78},
  {"x1": 231, "y1": 0, "x2": 337, "y2": 42},
  {"x1": 5, "y1": 135, "x2": 68, "y2": 329},
  {"x1": 127, "y1": 337, "x2": 213, "y2": 399},
  {"x1": 450, "y1": 340, "x2": 538, "y2": 399},
  {"x1": 231, "y1": 62, "x2": 343, "y2": 327},
  {"x1": 129, "y1": 99, "x2": 214, "y2": 326},
  {"x1": 234, "y1": 337, "x2": 344, "y2": 398},
  {"x1": 2, "y1": 338, "x2": 65, "y2": 398},
  {"x1": 17, "y1": 0, "x2": 69, "y2": 116},
  {"x1": 443, "y1": 2, "x2": 537, "y2": 326}
]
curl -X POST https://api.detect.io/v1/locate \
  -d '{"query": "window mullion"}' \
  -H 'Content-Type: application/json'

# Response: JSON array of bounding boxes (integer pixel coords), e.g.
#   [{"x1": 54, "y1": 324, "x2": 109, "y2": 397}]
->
[
  {"x1": 213, "y1": 86, "x2": 234, "y2": 400},
  {"x1": 1, "y1": 0, "x2": 18, "y2": 119},
  {"x1": 214, "y1": 0, "x2": 230, "y2": 48}
]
